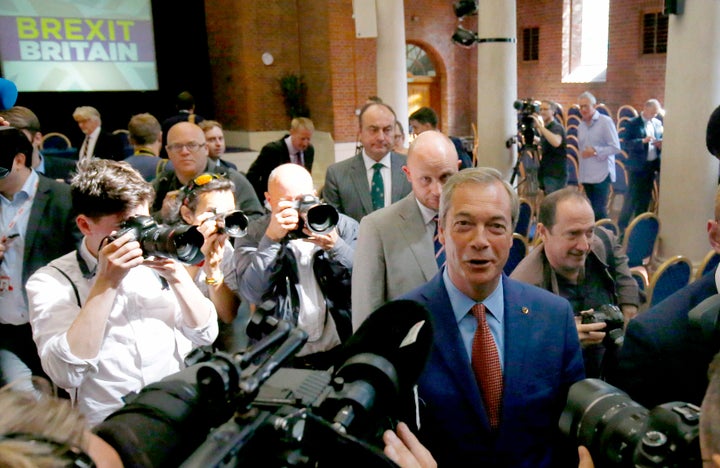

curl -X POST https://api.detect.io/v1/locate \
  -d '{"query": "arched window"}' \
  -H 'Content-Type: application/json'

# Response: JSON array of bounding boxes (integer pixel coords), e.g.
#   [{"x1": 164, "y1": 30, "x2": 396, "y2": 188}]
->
[
  {"x1": 562, "y1": 0, "x2": 609, "y2": 83},
  {"x1": 406, "y1": 44, "x2": 436, "y2": 77}
]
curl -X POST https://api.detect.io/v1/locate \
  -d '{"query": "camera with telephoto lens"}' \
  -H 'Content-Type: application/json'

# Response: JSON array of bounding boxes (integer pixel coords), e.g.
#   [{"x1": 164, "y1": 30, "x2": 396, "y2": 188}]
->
[
  {"x1": 514, "y1": 98, "x2": 540, "y2": 148},
  {"x1": 581, "y1": 304, "x2": 625, "y2": 347},
  {"x1": 560, "y1": 378, "x2": 701, "y2": 467},
  {"x1": 109, "y1": 215, "x2": 205, "y2": 265},
  {"x1": 287, "y1": 194, "x2": 339, "y2": 239},
  {"x1": 207, "y1": 210, "x2": 248, "y2": 238}
]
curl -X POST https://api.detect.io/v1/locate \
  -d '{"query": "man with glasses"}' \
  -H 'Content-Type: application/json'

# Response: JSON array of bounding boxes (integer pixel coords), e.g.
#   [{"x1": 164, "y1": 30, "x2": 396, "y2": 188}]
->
[
  {"x1": 531, "y1": 100, "x2": 568, "y2": 194},
  {"x1": 0, "y1": 127, "x2": 80, "y2": 394},
  {"x1": 152, "y1": 121, "x2": 263, "y2": 222}
]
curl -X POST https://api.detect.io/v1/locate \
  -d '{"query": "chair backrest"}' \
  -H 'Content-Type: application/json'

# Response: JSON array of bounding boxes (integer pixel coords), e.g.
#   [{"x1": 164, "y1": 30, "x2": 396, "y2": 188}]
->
[
  {"x1": 113, "y1": 129, "x2": 133, "y2": 158},
  {"x1": 613, "y1": 160, "x2": 629, "y2": 194},
  {"x1": 595, "y1": 218, "x2": 619, "y2": 236},
  {"x1": 41, "y1": 132, "x2": 71, "y2": 150},
  {"x1": 504, "y1": 233, "x2": 529, "y2": 275},
  {"x1": 596, "y1": 103, "x2": 613, "y2": 119},
  {"x1": 622, "y1": 212, "x2": 661, "y2": 268},
  {"x1": 647, "y1": 255, "x2": 693, "y2": 306},
  {"x1": 566, "y1": 105, "x2": 581, "y2": 121},
  {"x1": 566, "y1": 143, "x2": 579, "y2": 161},
  {"x1": 617, "y1": 105, "x2": 638, "y2": 122},
  {"x1": 566, "y1": 155, "x2": 580, "y2": 188},
  {"x1": 566, "y1": 125, "x2": 579, "y2": 140},
  {"x1": 695, "y1": 250, "x2": 720, "y2": 281},
  {"x1": 515, "y1": 198, "x2": 533, "y2": 237},
  {"x1": 630, "y1": 268, "x2": 648, "y2": 292}
]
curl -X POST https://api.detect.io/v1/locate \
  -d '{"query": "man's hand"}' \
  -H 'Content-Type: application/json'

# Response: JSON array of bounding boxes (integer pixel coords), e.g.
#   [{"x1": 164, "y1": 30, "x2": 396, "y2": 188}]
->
[
  {"x1": 96, "y1": 231, "x2": 145, "y2": 287},
  {"x1": 581, "y1": 146, "x2": 597, "y2": 159},
  {"x1": 304, "y1": 227, "x2": 339, "y2": 251},
  {"x1": 642, "y1": 135, "x2": 655, "y2": 144},
  {"x1": 575, "y1": 310, "x2": 606, "y2": 347},
  {"x1": 578, "y1": 446, "x2": 595, "y2": 468},
  {"x1": 621, "y1": 304, "x2": 638, "y2": 328},
  {"x1": 266, "y1": 200, "x2": 299, "y2": 242},
  {"x1": 383, "y1": 422, "x2": 437, "y2": 468},
  {"x1": 196, "y1": 212, "x2": 230, "y2": 279}
]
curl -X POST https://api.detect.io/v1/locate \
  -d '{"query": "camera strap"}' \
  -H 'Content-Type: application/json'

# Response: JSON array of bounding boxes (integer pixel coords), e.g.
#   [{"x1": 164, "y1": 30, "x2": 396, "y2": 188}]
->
[{"x1": 50, "y1": 265, "x2": 82, "y2": 308}]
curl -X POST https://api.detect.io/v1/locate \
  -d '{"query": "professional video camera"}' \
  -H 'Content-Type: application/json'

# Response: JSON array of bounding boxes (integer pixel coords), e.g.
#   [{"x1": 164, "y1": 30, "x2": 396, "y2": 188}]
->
[
  {"x1": 560, "y1": 379, "x2": 701, "y2": 467},
  {"x1": 206, "y1": 209, "x2": 249, "y2": 238},
  {"x1": 287, "y1": 194, "x2": 340, "y2": 239},
  {"x1": 94, "y1": 299, "x2": 433, "y2": 468},
  {"x1": 581, "y1": 304, "x2": 625, "y2": 348},
  {"x1": 513, "y1": 98, "x2": 540, "y2": 149},
  {"x1": 108, "y1": 215, "x2": 205, "y2": 264}
]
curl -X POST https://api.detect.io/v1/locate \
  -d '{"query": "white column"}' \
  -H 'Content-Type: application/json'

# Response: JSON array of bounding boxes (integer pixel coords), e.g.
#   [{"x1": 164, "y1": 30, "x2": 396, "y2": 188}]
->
[
  {"x1": 475, "y1": 0, "x2": 517, "y2": 179},
  {"x1": 658, "y1": 0, "x2": 720, "y2": 262},
  {"x1": 375, "y1": 0, "x2": 409, "y2": 132}
]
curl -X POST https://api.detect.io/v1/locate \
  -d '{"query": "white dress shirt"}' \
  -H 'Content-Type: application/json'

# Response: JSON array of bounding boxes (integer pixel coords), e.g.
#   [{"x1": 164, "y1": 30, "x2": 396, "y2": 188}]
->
[{"x1": 27, "y1": 239, "x2": 218, "y2": 426}]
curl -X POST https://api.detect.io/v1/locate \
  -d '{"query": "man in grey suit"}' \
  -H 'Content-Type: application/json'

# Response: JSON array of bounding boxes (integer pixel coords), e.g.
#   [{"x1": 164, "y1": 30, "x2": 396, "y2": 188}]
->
[
  {"x1": 323, "y1": 102, "x2": 412, "y2": 222},
  {"x1": 352, "y1": 131, "x2": 459, "y2": 329}
]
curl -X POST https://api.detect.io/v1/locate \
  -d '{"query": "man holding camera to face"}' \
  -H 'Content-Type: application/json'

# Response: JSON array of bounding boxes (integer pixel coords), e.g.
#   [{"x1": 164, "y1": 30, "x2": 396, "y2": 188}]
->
[
  {"x1": 26, "y1": 158, "x2": 218, "y2": 426},
  {"x1": 511, "y1": 188, "x2": 639, "y2": 378},
  {"x1": 234, "y1": 163, "x2": 358, "y2": 370}
]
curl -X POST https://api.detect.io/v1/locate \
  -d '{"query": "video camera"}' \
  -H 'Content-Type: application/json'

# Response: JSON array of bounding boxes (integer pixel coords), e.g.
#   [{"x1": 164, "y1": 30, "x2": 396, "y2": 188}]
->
[
  {"x1": 560, "y1": 379, "x2": 701, "y2": 467},
  {"x1": 94, "y1": 300, "x2": 433, "y2": 468},
  {"x1": 108, "y1": 215, "x2": 205, "y2": 264},
  {"x1": 513, "y1": 98, "x2": 540, "y2": 148},
  {"x1": 287, "y1": 194, "x2": 340, "y2": 239}
]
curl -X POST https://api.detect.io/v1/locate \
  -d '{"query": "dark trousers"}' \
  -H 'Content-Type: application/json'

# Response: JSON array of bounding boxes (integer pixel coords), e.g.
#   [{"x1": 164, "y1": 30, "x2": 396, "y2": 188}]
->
[
  {"x1": 0, "y1": 323, "x2": 45, "y2": 393},
  {"x1": 583, "y1": 175, "x2": 612, "y2": 220},
  {"x1": 618, "y1": 162, "x2": 659, "y2": 232},
  {"x1": 541, "y1": 174, "x2": 568, "y2": 194}
]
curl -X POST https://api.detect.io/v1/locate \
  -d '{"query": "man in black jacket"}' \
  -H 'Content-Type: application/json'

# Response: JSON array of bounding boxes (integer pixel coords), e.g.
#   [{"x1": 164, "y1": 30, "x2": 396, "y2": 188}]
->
[{"x1": 246, "y1": 118, "x2": 314, "y2": 202}]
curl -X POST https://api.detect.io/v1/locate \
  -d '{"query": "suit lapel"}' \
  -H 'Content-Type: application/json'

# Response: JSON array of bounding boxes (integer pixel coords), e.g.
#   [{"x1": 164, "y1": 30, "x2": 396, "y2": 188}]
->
[
  {"x1": 349, "y1": 155, "x2": 373, "y2": 215},
  {"x1": 499, "y1": 276, "x2": 531, "y2": 404},
  {"x1": 24, "y1": 177, "x2": 49, "y2": 267},
  {"x1": 399, "y1": 195, "x2": 437, "y2": 281},
  {"x1": 423, "y1": 275, "x2": 488, "y2": 423}
]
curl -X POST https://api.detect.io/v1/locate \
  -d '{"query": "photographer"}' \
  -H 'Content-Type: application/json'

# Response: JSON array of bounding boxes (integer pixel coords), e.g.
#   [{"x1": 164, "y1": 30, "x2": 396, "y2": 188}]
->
[
  {"x1": 234, "y1": 163, "x2": 358, "y2": 370},
  {"x1": 511, "y1": 188, "x2": 639, "y2": 378},
  {"x1": 532, "y1": 100, "x2": 568, "y2": 194},
  {"x1": 26, "y1": 159, "x2": 218, "y2": 426}
]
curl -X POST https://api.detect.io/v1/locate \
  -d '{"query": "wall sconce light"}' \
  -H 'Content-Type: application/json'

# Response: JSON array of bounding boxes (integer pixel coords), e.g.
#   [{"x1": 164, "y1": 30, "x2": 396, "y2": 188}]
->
[{"x1": 451, "y1": 26, "x2": 479, "y2": 47}]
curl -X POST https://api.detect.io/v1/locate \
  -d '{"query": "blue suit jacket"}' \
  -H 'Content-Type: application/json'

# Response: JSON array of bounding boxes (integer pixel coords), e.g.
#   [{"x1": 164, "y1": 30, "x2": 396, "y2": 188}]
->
[
  {"x1": 609, "y1": 271, "x2": 719, "y2": 408},
  {"x1": 401, "y1": 273, "x2": 584, "y2": 467}
]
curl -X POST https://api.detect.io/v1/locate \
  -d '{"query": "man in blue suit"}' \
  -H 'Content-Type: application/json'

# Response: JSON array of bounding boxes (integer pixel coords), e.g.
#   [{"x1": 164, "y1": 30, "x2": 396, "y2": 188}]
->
[
  {"x1": 618, "y1": 99, "x2": 663, "y2": 233},
  {"x1": 401, "y1": 167, "x2": 584, "y2": 467}
]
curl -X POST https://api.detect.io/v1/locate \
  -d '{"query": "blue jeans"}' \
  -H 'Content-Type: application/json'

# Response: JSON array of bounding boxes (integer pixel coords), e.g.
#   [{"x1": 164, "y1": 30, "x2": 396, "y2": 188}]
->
[{"x1": 583, "y1": 175, "x2": 611, "y2": 220}]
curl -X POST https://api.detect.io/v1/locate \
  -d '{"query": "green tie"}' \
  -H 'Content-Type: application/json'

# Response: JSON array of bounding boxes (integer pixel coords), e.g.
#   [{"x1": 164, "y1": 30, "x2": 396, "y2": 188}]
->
[{"x1": 371, "y1": 162, "x2": 385, "y2": 211}]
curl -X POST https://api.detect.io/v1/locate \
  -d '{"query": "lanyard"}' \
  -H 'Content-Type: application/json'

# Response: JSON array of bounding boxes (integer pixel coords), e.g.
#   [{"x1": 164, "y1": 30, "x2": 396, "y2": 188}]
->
[{"x1": 2, "y1": 178, "x2": 39, "y2": 238}]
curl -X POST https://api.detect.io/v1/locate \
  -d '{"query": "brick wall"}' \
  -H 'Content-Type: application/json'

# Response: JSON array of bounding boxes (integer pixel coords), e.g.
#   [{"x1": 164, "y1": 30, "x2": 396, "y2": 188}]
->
[{"x1": 204, "y1": 0, "x2": 668, "y2": 144}]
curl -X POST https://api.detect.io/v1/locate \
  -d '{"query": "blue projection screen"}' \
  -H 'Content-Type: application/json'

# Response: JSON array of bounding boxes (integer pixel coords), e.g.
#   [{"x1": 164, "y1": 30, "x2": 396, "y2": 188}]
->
[{"x1": 0, "y1": 0, "x2": 159, "y2": 92}]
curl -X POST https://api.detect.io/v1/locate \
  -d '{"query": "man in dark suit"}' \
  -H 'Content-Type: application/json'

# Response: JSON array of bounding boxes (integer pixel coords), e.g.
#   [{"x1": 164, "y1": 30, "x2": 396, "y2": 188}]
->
[
  {"x1": 618, "y1": 99, "x2": 663, "y2": 233},
  {"x1": 0, "y1": 127, "x2": 80, "y2": 392},
  {"x1": 323, "y1": 103, "x2": 412, "y2": 222},
  {"x1": 400, "y1": 167, "x2": 584, "y2": 467},
  {"x1": 609, "y1": 183, "x2": 720, "y2": 408},
  {"x1": 72, "y1": 106, "x2": 124, "y2": 161},
  {"x1": 409, "y1": 106, "x2": 474, "y2": 168},
  {"x1": 246, "y1": 117, "x2": 314, "y2": 201},
  {"x1": 199, "y1": 120, "x2": 238, "y2": 171}
]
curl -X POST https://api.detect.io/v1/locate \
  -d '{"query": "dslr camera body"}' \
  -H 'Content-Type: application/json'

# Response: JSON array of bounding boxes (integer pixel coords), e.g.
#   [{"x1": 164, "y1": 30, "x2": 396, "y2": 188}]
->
[
  {"x1": 581, "y1": 304, "x2": 625, "y2": 347},
  {"x1": 110, "y1": 215, "x2": 205, "y2": 265},
  {"x1": 287, "y1": 194, "x2": 339, "y2": 240}
]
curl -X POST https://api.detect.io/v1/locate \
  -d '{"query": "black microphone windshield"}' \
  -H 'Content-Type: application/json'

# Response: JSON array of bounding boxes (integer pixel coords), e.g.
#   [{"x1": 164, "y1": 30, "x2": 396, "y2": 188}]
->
[{"x1": 337, "y1": 299, "x2": 433, "y2": 393}]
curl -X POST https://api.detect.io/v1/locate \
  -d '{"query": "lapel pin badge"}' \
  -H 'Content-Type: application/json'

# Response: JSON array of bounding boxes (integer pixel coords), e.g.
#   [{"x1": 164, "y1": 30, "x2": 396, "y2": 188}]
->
[{"x1": 521, "y1": 306, "x2": 529, "y2": 315}]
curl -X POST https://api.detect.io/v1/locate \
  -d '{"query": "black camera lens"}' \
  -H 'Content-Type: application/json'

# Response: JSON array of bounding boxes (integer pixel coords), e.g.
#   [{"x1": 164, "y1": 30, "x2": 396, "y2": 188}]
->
[
  {"x1": 141, "y1": 224, "x2": 205, "y2": 265},
  {"x1": 218, "y1": 210, "x2": 248, "y2": 238},
  {"x1": 305, "y1": 204, "x2": 339, "y2": 235}
]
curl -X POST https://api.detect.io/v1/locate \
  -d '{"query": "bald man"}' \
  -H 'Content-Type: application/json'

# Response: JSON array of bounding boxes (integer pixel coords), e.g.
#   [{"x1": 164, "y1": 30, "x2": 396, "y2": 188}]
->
[
  {"x1": 233, "y1": 164, "x2": 358, "y2": 369},
  {"x1": 152, "y1": 121, "x2": 263, "y2": 221},
  {"x1": 352, "y1": 131, "x2": 460, "y2": 329}
]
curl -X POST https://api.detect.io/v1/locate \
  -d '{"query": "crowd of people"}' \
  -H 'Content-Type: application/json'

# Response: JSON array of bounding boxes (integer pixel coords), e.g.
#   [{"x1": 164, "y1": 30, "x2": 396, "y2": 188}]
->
[{"x1": 0, "y1": 89, "x2": 719, "y2": 468}]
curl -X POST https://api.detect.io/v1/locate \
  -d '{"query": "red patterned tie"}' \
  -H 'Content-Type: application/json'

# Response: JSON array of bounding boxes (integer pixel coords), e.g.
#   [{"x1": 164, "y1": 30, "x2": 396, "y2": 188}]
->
[{"x1": 471, "y1": 303, "x2": 503, "y2": 430}]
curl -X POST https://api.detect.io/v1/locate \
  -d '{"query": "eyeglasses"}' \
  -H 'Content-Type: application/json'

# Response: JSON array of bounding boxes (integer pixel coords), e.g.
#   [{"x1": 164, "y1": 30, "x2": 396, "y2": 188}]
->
[{"x1": 166, "y1": 142, "x2": 206, "y2": 153}]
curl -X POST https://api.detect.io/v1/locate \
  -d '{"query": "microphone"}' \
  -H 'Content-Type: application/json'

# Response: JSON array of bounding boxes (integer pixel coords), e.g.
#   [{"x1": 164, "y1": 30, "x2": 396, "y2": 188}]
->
[
  {"x1": 323, "y1": 299, "x2": 433, "y2": 434},
  {"x1": 688, "y1": 293, "x2": 720, "y2": 341},
  {"x1": 0, "y1": 78, "x2": 18, "y2": 111}
]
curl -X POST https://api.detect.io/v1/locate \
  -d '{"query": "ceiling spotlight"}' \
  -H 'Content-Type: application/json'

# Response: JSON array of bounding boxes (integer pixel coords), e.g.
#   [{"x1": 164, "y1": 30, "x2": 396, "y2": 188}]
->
[
  {"x1": 451, "y1": 26, "x2": 479, "y2": 48},
  {"x1": 453, "y1": 0, "x2": 478, "y2": 18}
]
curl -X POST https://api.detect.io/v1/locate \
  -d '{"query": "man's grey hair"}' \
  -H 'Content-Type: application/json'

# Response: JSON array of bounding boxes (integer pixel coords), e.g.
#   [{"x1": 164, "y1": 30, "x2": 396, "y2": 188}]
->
[
  {"x1": 439, "y1": 167, "x2": 519, "y2": 230},
  {"x1": 578, "y1": 91, "x2": 597, "y2": 106}
]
